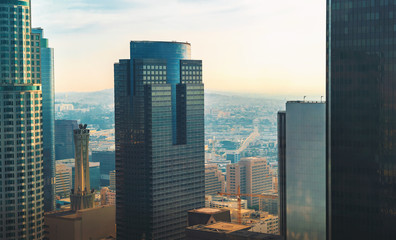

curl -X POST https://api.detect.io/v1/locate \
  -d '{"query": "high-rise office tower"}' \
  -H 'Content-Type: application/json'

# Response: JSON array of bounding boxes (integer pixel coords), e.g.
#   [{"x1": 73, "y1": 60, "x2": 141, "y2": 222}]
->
[
  {"x1": 226, "y1": 157, "x2": 272, "y2": 207},
  {"x1": 327, "y1": 1, "x2": 396, "y2": 239},
  {"x1": 55, "y1": 119, "x2": 78, "y2": 160},
  {"x1": 70, "y1": 124, "x2": 94, "y2": 211},
  {"x1": 32, "y1": 28, "x2": 55, "y2": 212},
  {"x1": 205, "y1": 164, "x2": 225, "y2": 196},
  {"x1": 92, "y1": 150, "x2": 115, "y2": 187},
  {"x1": 114, "y1": 41, "x2": 205, "y2": 240},
  {"x1": 0, "y1": 1, "x2": 44, "y2": 239},
  {"x1": 278, "y1": 101, "x2": 326, "y2": 240}
]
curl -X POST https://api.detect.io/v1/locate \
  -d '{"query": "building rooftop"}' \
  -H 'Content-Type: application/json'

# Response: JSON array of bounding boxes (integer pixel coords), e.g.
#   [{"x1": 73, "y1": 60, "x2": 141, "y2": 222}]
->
[
  {"x1": 193, "y1": 208, "x2": 224, "y2": 214},
  {"x1": 187, "y1": 223, "x2": 283, "y2": 239},
  {"x1": 130, "y1": 40, "x2": 190, "y2": 45},
  {"x1": 45, "y1": 206, "x2": 114, "y2": 220},
  {"x1": 287, "y1": 100, "x2": 326, "y2": 104},
  {"x1": 204, "y1": 222, "x2": 251, "y2": 233}
]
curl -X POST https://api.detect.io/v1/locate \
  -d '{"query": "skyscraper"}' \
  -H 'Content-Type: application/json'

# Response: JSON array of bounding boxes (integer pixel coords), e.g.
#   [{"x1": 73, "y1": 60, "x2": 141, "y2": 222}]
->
[
  {"x1": 114, "y1": 41, "x2": 205, "y2": 240},
  {"x1": 327, "y1": 1, "x2": 396, "y2": 239},
  {"x1": 278, "y1": 101, "x2": 326, "y2": 240},
  {"x1": 32, "y1": 28, "x2": 55, "y2": 212},
  {"x1": 55, "y1": 119, "x2": 78, "y2": 160},
  {"x1": 226, "y1": 157, "x2": 272, "y2": 207},
  {"x1": 92, "y1": 150, "x2": 115, "y2": 187},
  {"x1": 0, "y1": 1, "x2": 44, "y2": 239}
]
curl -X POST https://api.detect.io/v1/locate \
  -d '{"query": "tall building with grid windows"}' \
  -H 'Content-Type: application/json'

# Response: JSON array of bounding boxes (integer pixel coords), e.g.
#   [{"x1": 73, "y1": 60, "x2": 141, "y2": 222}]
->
[
  {"x1": 278, "y1": 101, "x2": 326, "y2": 240},
  {"x1": 32, "y1": 28, "x2": 55, "y2": 212},
  {"x1": 114, "y1": 41, "x2": 205, "y2": 240},
  {"x1": 327, "y1": 1, "x2": 396, "y2": 239},
  {"x1": 226, "y1": 157, "x2": 272, "y2": 208},
  {"x1": 0, "y1": 0, "x2": 44, "y2": 239},
  {"x1": 205, "y1": 164, "x2": 225, "y2": 196}
]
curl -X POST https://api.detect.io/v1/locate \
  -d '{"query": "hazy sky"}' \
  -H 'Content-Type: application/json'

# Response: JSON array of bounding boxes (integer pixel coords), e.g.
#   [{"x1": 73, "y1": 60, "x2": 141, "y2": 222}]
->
[{"x1": 32, "y1": 0, "x2": 326, "y2": 97}]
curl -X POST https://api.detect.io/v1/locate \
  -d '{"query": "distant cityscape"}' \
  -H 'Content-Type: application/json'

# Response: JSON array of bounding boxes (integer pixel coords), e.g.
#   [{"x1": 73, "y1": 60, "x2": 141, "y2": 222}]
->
[{"x1": 54, "y1": 89, "x2": 282, "y2": 164}]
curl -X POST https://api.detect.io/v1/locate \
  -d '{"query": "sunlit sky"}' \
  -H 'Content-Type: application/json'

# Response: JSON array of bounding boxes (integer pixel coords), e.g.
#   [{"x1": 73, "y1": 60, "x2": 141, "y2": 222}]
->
[{"x1": 32, "y1": 0, "x2": 326, "y2": 97}]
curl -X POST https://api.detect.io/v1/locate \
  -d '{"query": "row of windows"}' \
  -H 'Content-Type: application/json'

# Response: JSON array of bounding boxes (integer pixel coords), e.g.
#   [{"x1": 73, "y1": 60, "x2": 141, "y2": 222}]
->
[
  {"x1": 142, "y1": 65, "x2": 166, "y2": 70},
  {"x1": 0, "y1": 7, "x2": 29, "y2": 14},
  {"x1": 181, "y1": 65, "x2": 201, "y2": 70}
]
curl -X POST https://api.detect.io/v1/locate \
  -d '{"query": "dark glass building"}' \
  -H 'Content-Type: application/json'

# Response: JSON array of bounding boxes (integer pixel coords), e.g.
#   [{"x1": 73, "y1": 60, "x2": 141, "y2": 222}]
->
[
  {"x1": 55, "y1": 120, "x2": 78, "y2": 160},
  {"x1": 115, "y1": 41, "x2": 205, "y2": 240},
  {"x1": 278, "y1": 102, "x2": 326, "y2": 240},
  {"x1": 327, "y1": 1, "x2": 396, "y2": 239},
  {"x1": 32, "y1": 28, "x2": 56, "y2": 212},
  {"x1": 92, "y1": 150, "x2": 115, "y2": 186},
  {"x1": 277, "y1": 111, "x2": 286, "y2": 238}
]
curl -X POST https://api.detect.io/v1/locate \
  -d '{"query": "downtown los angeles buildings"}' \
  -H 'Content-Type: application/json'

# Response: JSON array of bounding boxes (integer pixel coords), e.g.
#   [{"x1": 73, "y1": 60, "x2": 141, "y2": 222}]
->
[
  {"x1": 32, "y1": 28, "x2": 55, "y2": 212},
  {"x1": 327, "y1": 0, "x2": 396, "y2": 239},
  {"x1": 0, "y1": 0, "x2": 45, "y2": 239},
  {"x1": 55, "y1": 119, "x2": 78, "y2": 160},
  {"x1": 115, "y1": 41, "x2": 205, "y2": 239},
  {"x1": 278, "y1": 101, "x2": 326, "y2": 240}
]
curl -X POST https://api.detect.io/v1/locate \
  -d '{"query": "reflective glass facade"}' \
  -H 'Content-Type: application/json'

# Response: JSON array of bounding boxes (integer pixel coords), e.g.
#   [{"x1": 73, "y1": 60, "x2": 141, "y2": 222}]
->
[
  {"x1": 115, "y1": 41, "x2": 204, "y2": 240},
  {"x1": 327, "y1": 1, "x2": 396, "y2": 239},
  {"x1": 0, "y1": 1, "x2": 44, "y2": 239},
  {"x1": 279, "y1": 102, "x2": 326, "y2": 240},
  {"x1": 32, "y1": 28, "x2": 55, "y2": 212}
]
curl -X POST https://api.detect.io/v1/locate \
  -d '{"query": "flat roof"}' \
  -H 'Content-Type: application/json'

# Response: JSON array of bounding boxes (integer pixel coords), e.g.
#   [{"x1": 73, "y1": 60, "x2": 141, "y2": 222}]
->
[
  {"x1": 130, "y1": 40, "x2": 190, "y2": 45},
  {"x1": 287, "y1": 101, "x2": 326, "y2": 104},
  {"x1": 204, "y1": 222, "x2": 251, "y2": 233},
  {"x1": 193, "y1": 208, "x2": 223, "y2": 214}
]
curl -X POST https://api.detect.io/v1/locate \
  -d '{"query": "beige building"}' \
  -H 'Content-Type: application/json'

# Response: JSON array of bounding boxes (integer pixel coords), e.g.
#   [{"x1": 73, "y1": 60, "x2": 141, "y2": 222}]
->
[
  {"x1": 44, "y1": 205, "x2": 116, "y2": 240},
  {"x1": 109, "y1": 170, "x2": 116, "y2": 191},
  {"x1": 55, "y1": 164, "x2": 72, "y2": 198},
  {"x1": 205, "y1": 164, "x2": 225, "y2": 196},
  {"x1": 227, "y1": 157, "x2": 272, "y2": 207},
  {"x1": 249, "y1": 214, "x2": 279, "y2": 235},
  {"x1": 100, "y1": 187, "x2": 116, "y2": 206},
  {"x1": 205, "y1": 195, "x2": 248, "y2": 210}
]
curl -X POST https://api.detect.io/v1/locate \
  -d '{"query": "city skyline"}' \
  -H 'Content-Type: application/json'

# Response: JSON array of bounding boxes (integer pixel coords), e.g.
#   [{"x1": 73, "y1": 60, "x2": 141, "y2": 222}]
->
[{"x1": 31, "y1": 0, "x2": 326, "y2": 96}]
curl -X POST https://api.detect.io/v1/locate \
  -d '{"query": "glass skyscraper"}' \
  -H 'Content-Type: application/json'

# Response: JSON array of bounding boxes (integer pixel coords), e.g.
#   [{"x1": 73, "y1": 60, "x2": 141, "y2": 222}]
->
[
  {"x1": 0, "y1": 0, "x2": 44, "y2": 239},
  {"x1": 327, "y1": 1, "x2": 396, "y2": 239},
  {"x1": 114, "y1": 41, "x2": 205, "y2": 240},
  {"x1": 278, "y1": 102, "x2": 326, "y2": 240},
  {"x1": 32, "y1": 28, "x2": 55, "y2": 212}
]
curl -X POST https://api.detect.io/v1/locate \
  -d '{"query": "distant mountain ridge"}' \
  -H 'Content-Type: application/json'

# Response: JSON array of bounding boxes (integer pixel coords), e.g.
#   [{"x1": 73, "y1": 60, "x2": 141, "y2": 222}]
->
[
  {"x1": 55, "y1": 89, "x2": 114, "y2": 106},
  {"x1": 55, "y1": 88, "x2": 286, "y2": 107}
]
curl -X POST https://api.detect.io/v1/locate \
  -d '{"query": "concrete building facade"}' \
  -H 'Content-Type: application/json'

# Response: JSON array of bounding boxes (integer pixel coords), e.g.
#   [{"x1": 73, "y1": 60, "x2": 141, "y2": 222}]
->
[
  {"x1": 227, "y1": 157, "x2": 272, "y2": 207},
  {"x1": 44, "y1": 205, "x2": 116, "y2": 240},
  {"x1": 55, "y1": 164, "x2": 72, "y2": 199},
  {"x1": 205, "y1": 164, "x2": 225, "y2": 196}
]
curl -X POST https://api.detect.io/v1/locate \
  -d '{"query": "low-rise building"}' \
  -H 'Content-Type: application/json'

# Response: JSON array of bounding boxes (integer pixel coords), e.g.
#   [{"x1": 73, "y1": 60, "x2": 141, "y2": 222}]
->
[
  {"x1": 249, "y1": 214, "x2": 279, "y2": 235},
  {"x1": 55, "y1": 164, "x2": 72, "y2": 199},
  {"x1": 100, "y1": 187, "x2": 116, "y2": 206},
  {"x1": 186, "y1": 222, "x2": 283, "y2": 240},
  {"x1": 44, "y1": 205, "x2": 116, "y2": 240}
]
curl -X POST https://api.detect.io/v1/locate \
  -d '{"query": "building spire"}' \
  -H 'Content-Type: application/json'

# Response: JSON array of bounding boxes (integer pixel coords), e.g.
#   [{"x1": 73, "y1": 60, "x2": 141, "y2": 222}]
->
[{"x1": 70, "y1": 124, "x2": 95, "y2": 211}]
